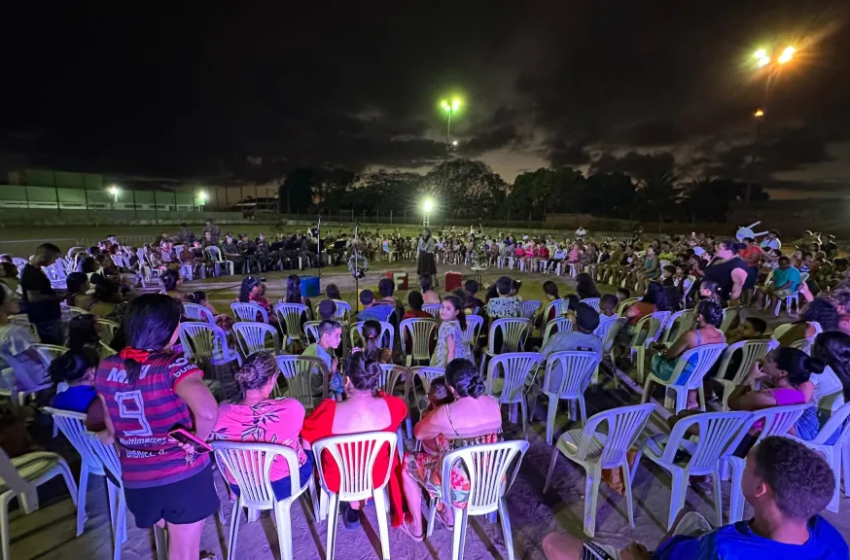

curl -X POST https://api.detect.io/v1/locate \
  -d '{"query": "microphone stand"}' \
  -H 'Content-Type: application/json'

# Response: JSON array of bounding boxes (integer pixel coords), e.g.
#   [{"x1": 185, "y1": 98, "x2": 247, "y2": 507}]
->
[
  {"x1": 316, "y1": 214, "x2": 321, "y2": 280},
  {"x1": 352, "y1": 222, "x2": 360, "y2": 309}
]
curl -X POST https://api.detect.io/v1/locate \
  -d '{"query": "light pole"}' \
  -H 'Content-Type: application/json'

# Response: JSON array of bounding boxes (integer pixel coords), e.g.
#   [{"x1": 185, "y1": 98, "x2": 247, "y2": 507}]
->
[
  {"x1": 422, "y1": 198, "x2": 434, "y2": 228},
  {"x1": 197, "y1": 190, "x2": 208, "y2": 210},
  {"x1": 108, "y1": 185, "x2": 121, "y2": 210},
  {"x1": 745, "y1": 45, "x2": 796, "y2": 203},
  {"x1": 440, "y1": 97, "x2": 462, "y2": 150}
]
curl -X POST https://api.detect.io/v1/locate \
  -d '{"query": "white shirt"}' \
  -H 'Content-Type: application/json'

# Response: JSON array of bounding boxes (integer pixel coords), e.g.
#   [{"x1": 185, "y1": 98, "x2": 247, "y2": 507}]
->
[
  {"x1": 760, "y1": 238, "x2": 781, "y2": 251},
  {"x1": 576, "y1": 228, "x2": 587, "y2": 237},
  {"x1": 813, "y1": 365, "x2": 845, "y2": 413}
]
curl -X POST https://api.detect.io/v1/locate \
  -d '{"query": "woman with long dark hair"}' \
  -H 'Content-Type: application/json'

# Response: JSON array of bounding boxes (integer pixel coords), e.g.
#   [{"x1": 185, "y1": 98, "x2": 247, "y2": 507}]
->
[
  {"x1": 91, "y1": 294, "x2": 220, "y2": 560},
  {"x1": 575, "y1": 272, "x2": 601, "y2": 300},
  {"x1": 417, "y1": 228, "x2": 438, "y2": 288}
]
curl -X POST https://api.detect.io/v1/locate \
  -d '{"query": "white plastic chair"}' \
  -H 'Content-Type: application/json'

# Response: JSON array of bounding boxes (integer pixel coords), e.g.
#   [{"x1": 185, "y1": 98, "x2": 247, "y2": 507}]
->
[
  {"x1": 518, "y1": 300, "x2": 541, "y2": 321},
  {"x1": 770, "y1": 272, "x2": 808, "y2": 316},
  {"x1": 304, "y1": 321, "x2": 321, "y2": 344},
  {"x1": 640, "y1": 411, "x2": 751, "y2": 528},
  {"x1": 713, "y1": 340, "x2": 778, "y2": 411},
  {"x1": 274, "y1": 303, "x2": 310, "y2": 351},
  {"x1": 787, "y1": 401, "x2": 850, "y2": 512},
  {"x1": 400, "y1": 318, "x2": 439, "y2": 367},
  {"x1": 535, "y1": 351, "x2": 602, "y2": 445},
  {"x1": 96, "y1": 319, "x2": 119, "y2": 346},
  {"x1": 179, "y1": 323, "x2": 242, "y2": 366},
  {"x1": 422, "y1": 303, "x2": 442, "y2": 319},
  {"x1": 543, "y1": 404, "x2": 655, "y2": 537},
  {"x1": 350, "y1": 320, "x2": 395, "y2": 351},
  {"x1": 379, "y1": 364, "x2": 413, "y2": 453},
  {"x1": 720, "y1": 306, "x2": 742, "y2": 333},
  {"x1": 313, "y1": 432, "x2": 397, "y2": 560},
  {"x1": 212, "y1": 441, "x2": 319, "y2": 560},
  {"x1": 543, "y1": 299, "x2": 567, "y2": 322},
  {"x1": 616, "y1": 296, "x2": 641, "y2": 316},
  {"x1": 485, "y1": 353, "x2": 544, "y2": 437},
  {"x1": 315, "y1": 300, "x2": 352, "y2": 324},
  {"x1": 630, "y1": 311, "x2": 671, "y2": 383},
  {"x1": 66, "y1": 306, "x2": 91, "y2": 317},
  {"x1": 274, "y1": 355, "x2": 328, "y2": 411},
  {"x1": 436, "y1": 441, "x2": 529, "y2": 560},
  {"x1": 411, "y1": 366, "x2": 446, "y2": 415},
  {"x1": 205, "y1": 246, "x2": 235, "y2": 276},
  {"x1": 725, "y1": 404, "x2": 810, "y2": 522},
  {"x1": 487, "y1": 318, "x2": 530, "y2": 355},
  {"x1": 462, "y1": 315, "x2": 483, "y2": 350},
  {"x1": 0, "y1": 447, "x2": 79, "y2": 560},
  {"x1": 233, "y1": 322, "x2": 281, "y2": 356},
  {"x1": 183, "y1": 302, "x2": 216, "y2": 325},
  {"x1": 592, "y1": 316, "x2": 626, "y2": 386},
  {"x1": 580, "y1": 298, "x2": 601, "y2": 312},
  {"x1": 230, "y1": 302, "x2": 269, "y2": 323},
  {"x1": 641, "y1": 343, "x2": 727, "y2": 413},
  {"x1": 86, "y1": 432, "x2": 127, "y2": 560},
  {"x1": 789, "y1": 337, "x2": 814, "y2": 354},
  {"x1": 659, "y1": 310, "x2": 693, "y2": 345},
  {"x1": 541, "y1": 318, "x2": 573, "y2": 348}
]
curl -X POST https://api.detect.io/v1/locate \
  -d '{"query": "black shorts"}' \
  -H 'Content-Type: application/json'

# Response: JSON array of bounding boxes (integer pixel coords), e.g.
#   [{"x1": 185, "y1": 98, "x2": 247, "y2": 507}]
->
[{"x1": 125, "y1": 464, "x2": 220, "y2": 528}]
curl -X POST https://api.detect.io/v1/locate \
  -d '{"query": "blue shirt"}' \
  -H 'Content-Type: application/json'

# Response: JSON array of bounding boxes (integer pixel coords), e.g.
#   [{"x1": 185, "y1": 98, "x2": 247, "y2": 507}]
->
[
  {"x1": 773, "y1": 266, "x2": 802, "y2": 292},
  {"x1": 51, "y1": 385, "x2": 97, "y2": 414},
  {"x1": 654, "y1": 516, "x2": 848, "y2": 560},
  {"x1": 357, "y1": 304, "x2": 394, "y2": 323}
]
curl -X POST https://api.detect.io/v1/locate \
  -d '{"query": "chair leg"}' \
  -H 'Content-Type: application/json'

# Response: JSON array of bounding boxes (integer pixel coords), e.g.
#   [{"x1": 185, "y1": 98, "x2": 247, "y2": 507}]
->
[
  {"x1": 622, "y1": 463, "x2": 635, "y2": 527},
  {"x1": 668, "y1": 469, "x2": 687, "y2": 530},
  {"x1": 0, "y1": 492, "x2": 14, "y2": 560},
  {"x1": 426, "y1": 497, "x2": 437, "y2": 538},
  {"x1": 641, "y1": 378, "x2": 653, "y2": 404},
  {"x1": 712, "y1": 466, "x2": 723, "y2": 526},
  {"x1": 543, "y1": 448, "x2": 559, "y2": 493},
  {"x1": 498, "y1": 497, "x2": 515, "y2": 560},
  {"x1": 274, "y1": 500, "x2": 294, "y2": 560},
  {"x1": 728, "y1": 459, "x2": 745, "y2": 523},
  {"x1": 826, "y1": 447, "x2": 841, "y2": 513},
  {"x1": 308, "y1": 477, "x2": 320, "y2": 523},
  {"x1": 227, "y1": 498, "x2": 241, "y2": 560},
  {"x1": 520, "y1": 398, "x2": 528, "y2": 439},
  {"x1": 546, "y1": 397, "x2": 558, "y2": 446},
  {"x1": 326, "y1": 495, "x2": 340, "y2": 560},
  {"x1": 76, "y1": 464, "x2": 90, "y2": 536},
  {"x1": 451, "y1": 507, "x2": 468, "y2": 560},
  {"x1": 578, "y1": 397, "x2": 587, "y2": 425},
  {"x1": 154, "y1": 525, "x2": 168, "y2": 560},
  {"x1": 583, "y1": 465, "x2": 602, "y2": 537},
  {"x1": 843, "y1": 443, "x2": 850, "y2": 496},
  {"x1": 373, "y1": 488, "x2": 391, "y2": 560}
]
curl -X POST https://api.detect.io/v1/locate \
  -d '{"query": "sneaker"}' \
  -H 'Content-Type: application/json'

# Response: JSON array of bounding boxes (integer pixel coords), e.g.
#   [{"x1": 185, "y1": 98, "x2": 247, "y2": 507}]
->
[{"x1": 342, "y1": 504, "x2": 360, "y2": 530}]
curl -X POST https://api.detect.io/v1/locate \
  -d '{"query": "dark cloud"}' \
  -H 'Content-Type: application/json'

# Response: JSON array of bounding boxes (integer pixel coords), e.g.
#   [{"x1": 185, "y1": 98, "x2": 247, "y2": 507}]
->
[
  {"x1": 0, "y1": 0, "x2": 848, "y2": 192},
  {"x1": 589, "y1": 151, "x2": 677, "y2": 182}
]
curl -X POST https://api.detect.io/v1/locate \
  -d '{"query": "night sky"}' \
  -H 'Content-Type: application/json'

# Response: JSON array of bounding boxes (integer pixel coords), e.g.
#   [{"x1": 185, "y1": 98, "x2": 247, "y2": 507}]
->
[{"x1": 2, "y1": 1, "x2": 849, "y2": 198}]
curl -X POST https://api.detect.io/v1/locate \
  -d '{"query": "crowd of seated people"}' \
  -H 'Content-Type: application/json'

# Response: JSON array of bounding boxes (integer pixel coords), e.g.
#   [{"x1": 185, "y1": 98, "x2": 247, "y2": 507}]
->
[{"x1": 3, "y1": 223, "x2": 850, "y2": 560}]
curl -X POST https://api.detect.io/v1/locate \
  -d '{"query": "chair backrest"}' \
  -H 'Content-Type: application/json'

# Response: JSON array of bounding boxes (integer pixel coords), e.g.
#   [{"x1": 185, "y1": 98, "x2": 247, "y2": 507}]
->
[
  {"x1": 617, "y1": 297, "x2": 641, "y2": 316},
  {"x1": 179, "y1": 322, "x2": 231, "y2": 362},
  {"x1": 378, "y1": 364, "x2": 408, "y2": 395},
  {"x1": 205, "y1": 245, "x2": 225, "y2": 262},
  {"x1": 595, "y1": 317, "x2": 627, "y2": 355},
  {"x1": 422, "y1": 304, "x2": 442, "y2": 319},
  {"x1": 488, "y1": 318, "x2": 531, "y2": 354},
  {"x1": 274, "y1": 303, "x2": 309, "y2": 340},
  {"x1": 544, "y1": 299, "x2": 567, "y2": 321},
  {"x1": 486, "y1": 352, "x2": 544, "y2": 404},
  {"x1": 315, "y1": 300, "x2": 352, "y2": 323},
  {"x1": 233, "y1": 322, "x2": 281, "y2": 356},
  {"x1": 659, "y1": 411, "x2": 751, "y2": 474},
  {"x1": 770, "y1": 323, "x2": 794, "y2": 341},
  {"x1": 812, "y1": 401, "x2": 850, "y2": 446},
  {"x1": 440, "y1": 440, "x2": 529, "y2": 516},
  {"x1": 312, "y1": 431, "x2": 398, "y2": 501},
  {"x1": 274, "y1": 355, "x2": 328, "y2": 410},
  {"x1": 462, "y1": 315, "x2": 484, "y2": 348},
  {"x1": 96, "y1": 319, "x2": 119, "y2": 345},
  {"x1": 0, "y1": 446, "x2": 34, "y2": 493},
  {"x1": 212, "y1": 441, "x2": 304, "y2": 507},
  {"x1": 519, "y1": 300, "x2": 541, "y2": 320},
  {"x1": 716, "y1": 339, "x2": 777, "y2": 386},
  {"x1": 542, "y1": 317, "x2": 574, "y2": 348},
  {"x1": 629, "y1": 312, "x2": 669, "y2": 348},
  {"x1": 183, "y1": 302, "x2": 216, "y2": 325},
  {"x1": 304, "y1": 321, "x2": 321, "y2": 344},
  {"x1": 578, "y1": 404, "x2": 655, "y2": 468},
  {"x1": 44, "y1": 408, "x2": 104, "y2": 475},
  {"x1": 789, "y1": 337, "x2": 813, "y2": 354},
  {"x1": 660, "y1": 310, "x2": 688, "y2": 343},
  {"x1": 727, "y1": 404, "x2": 810, "y2": 453},
  {"x1": 400, "y1": 318, "x2": 439, "y2": 360},
  {"x1": 580, "y1": 298, "x2": 601, "y2": 312},
  {"x1": 720, "y1": 306, "x2": 742, "y2": 333},
  {"x1": 542, "y1": 351, "x2": 602, "y2": 397},
  {"x1": 230, "y1": 302, "x2": 269, "y2": 323},
  {"x1": 350, "y1": 320, "x2": 395, "y2": 350},
  {"x1": 66, "y1": 306, "x2": 91, "y2": 317},
  {"x1": 668, "y1": 343, "x2": 728, "y2": 390},
  {"x1": 411, "y1": 366, "x2": 445, "y2": 394}
]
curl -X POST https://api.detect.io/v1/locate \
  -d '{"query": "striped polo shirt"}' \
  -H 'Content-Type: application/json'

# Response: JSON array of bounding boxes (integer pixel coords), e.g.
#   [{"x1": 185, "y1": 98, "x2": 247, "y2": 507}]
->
[{"x1": 95, "y1": 351, "x2": 210, "y2": 488}]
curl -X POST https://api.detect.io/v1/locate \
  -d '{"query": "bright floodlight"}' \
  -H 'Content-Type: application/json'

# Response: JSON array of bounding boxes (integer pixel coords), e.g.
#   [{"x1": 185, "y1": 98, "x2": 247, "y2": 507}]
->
[
  {"x1": 754, "y1": 49, "x2": 767, "y2": 60},
  {"x1": 441, "y1": 100, "x2": 451, "y2": 112},
  {"x1": 452, "y1": 140, "x2": 458, "y2": 146},
  {"x1": 422, "y1": 198, "x2": 434, "y2": 213},
  {"x1": 754, "y1": 109, "x2": 765, "y2": 118},
  {"x1": 108, "y1": 185, "x2": 120, "y2": 195},
  {"x1": 778, "y1": 46, "x2": 795, "y2": 64},
  {"x1": 452, "y1": 98, "x2": 461, "y2": 111},
  {"x1": 198, "y1": 190, "x2": 208, "y2": 203}
]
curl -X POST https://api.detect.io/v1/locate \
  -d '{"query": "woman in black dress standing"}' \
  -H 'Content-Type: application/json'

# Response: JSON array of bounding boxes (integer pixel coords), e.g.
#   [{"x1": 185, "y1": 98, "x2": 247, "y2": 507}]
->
[
  {"x1": 702, "y1": 240, "x2": 749, "y2": 305},
  {"x1": 417, "y1": 228, "x2": 438, "y2": 287}
]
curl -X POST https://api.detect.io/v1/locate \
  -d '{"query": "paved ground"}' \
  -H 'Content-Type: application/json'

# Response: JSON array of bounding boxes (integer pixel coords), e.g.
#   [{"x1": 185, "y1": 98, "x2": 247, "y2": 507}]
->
[{"x1": 11, "y1": 260, "x2": 848, "y2": 560}]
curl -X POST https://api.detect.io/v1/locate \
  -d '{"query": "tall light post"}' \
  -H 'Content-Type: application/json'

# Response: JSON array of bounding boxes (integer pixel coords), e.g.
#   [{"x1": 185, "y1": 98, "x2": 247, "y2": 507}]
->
[
  {"x1": 108, "y1": 185, "x2": 121, "y2": 210},
  {"x1": 197, "y1": 190, "x2": 208, "y2": 210},
  {"x1": 745, "y1": 45, "x2": 796, "y2": 203},
  {"x1": 422, "y1": 197, "x2": 434, "y2": 227},
  {"x1": 440, "y1": 97, "x2": 462, "y2": 150}
]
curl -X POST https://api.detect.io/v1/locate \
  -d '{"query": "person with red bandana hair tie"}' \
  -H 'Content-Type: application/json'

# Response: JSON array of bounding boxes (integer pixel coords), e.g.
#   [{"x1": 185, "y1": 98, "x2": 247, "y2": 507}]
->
[{"x1": 89, "y1": 294, "x2": 219, "y2": 560}]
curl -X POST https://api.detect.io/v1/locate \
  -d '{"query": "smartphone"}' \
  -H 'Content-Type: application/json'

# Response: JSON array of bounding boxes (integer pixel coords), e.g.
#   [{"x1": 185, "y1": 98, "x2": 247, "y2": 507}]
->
[{"x1": 168, "y1": 427, "x2": 212, "y2": 454}]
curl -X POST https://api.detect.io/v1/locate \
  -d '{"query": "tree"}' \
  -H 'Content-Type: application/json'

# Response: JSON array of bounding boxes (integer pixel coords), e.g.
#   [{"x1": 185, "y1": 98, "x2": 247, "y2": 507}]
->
[
  {"x1": 583, "y1": 172, "x2": 636, "y2": 218},
  {"x1": 679, "y1": 179, "x2": 769, "y2": 222},
  {"x1": 278, "y1": 166, "x2": 314, "y2": 213},
  {"x1": 423, "y1": 159, "x2": 507, "y2": 219}
]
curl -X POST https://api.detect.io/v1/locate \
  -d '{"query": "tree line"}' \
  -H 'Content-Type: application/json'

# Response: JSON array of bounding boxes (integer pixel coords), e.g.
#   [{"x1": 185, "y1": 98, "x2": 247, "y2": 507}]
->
[{"x1": 277, "y1": 158, "x2": 769, "y2": 222}]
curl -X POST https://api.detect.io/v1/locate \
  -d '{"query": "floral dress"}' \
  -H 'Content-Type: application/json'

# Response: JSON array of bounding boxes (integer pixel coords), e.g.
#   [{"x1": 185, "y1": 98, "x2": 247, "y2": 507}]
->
[{"x1": 430, "y1": 321, "x2": 472, "y2": 367}]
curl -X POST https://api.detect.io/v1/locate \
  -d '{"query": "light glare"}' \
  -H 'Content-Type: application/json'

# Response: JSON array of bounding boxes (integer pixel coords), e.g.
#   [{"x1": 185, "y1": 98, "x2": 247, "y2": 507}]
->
[
  {"x1": 422, "y1": 198, "x2": 434, "y2": 213},
  {"x1": 754, "y1": 109, "x2": 765, "y2": 118},
  {"x1": 778, "y1": 46, "x2": 795, "y2": 64}
]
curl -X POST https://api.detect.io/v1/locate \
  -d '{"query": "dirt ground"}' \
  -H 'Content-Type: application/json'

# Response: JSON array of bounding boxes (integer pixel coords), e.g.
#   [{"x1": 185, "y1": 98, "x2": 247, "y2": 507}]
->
[{"x1": 9, "y1": 262, "x2": 849, "y2": 560}]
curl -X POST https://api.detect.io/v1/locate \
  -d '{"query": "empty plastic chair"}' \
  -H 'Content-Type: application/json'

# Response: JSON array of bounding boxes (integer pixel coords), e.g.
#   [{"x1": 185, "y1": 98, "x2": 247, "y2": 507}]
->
[
  {"x1": 535, "y1": 351, "x2": 602, "y2": 445},
  {"x1": 485, "y1": 353, "x2": 544, "y2": 437},
  {"x1": 232, "y1": 322, "x2": 281, "y2": 356},
  {"x1": 179, "y1": 323, "x2": 242, "y2": 367},
  {"x1": 580, "y1": 298, "x2": 601, "y2": 312},
  {"x1": 183, "y1": 302, "x2": 216, "y2": 325},
  {"x1": 543, "y1": 404, "x2": 655, "y2": 537},
  {"x1": 274, "y1": 303, "x2": 310, "y2": 351},
  {"x1": 400, "y1": 318, "x2": 439, "y2": 367},
  {"x1": 519, "y1": 300, "x2": 541, "y2": 321},
  {"x1": 422, "y1": 304, "x2": 442, "y2": 319},
  {"x1": 274, "y1": 355, "x2": 328, "y2": 411},
  {"x1": 230, "y1": 302, "x2": 269, "y2": 323},
  {"x1": 462, "y1": 315, "x2": 483, "y2": 351}
]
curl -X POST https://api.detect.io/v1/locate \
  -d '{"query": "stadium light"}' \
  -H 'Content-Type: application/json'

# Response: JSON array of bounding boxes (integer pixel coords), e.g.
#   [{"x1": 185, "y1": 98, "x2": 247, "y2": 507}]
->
[
  {"x1": 778, "y1": 46, "x2": 795, "y2": 64},
  {"x1": 754, "y1": 108, "x2": 765, "y2": 118},
  {"x1": 421, "y1": 197, "x2": 434, "y2": 227},
  {"x1": 197, "y1": 190, "x2": 208, "y2": 206},
  {"x1": 439, "y1": 96, "x2": 463, "y2": 148},
  {"x1": 107, "y1": 185, "x2": 121, "y2": 207}
]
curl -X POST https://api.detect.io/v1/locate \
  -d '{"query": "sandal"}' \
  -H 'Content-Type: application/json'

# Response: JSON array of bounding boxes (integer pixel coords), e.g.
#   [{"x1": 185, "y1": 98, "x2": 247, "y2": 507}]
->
[{"x1": 398, "y1": 520, "x2": 424, "y2": 543}]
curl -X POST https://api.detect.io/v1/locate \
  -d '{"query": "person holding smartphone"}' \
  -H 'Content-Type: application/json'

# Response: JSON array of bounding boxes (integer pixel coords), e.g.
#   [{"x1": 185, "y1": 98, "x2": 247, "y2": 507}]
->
[{"x1": 90, "y1": 294, "x2": 219, "y2": 560}]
